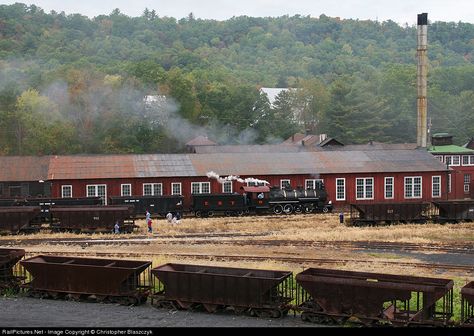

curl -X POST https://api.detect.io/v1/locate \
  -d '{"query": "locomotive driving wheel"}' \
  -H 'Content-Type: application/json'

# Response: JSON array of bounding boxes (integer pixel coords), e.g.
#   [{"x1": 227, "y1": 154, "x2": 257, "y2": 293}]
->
[
  {"x1": 283, "y1": 204, "x2": 294, "y2": 214},
  {"x1": 273, "y1": 205, "x2": 283, "y2": 214},
  {"x1": 294, "y1": 204, "x2": 303, "y2": 213}
]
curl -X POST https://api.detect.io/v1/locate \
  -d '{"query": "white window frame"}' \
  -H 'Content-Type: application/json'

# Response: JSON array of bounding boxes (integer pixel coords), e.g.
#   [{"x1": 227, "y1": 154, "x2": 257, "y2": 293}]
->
[
  {"x1": 143, "y1": 183, "x2": 163, "y2": 196},
  {"x1": 86, "y1": 184, "x2": 107, "y2": 204},
  {"x1": 446, "y1": 155, "x2": 460, "y2": 166},
  {"x1": 171, "y1": 183, "x2": 182, "y2": 196},
  {"x1": 305, "y1": 179, "x2": 324, "y2": 190},
  {"x1": 280, "y1": 179, "x2": 291, "y2": 189},
  {"x1": 384, "y1": 177, "x2": 394, "y2": 199},
  {"x1": 246, "y1": 181, "x2": 266, "y2": 187},
  {"x1": 461, "y1": 155, "x2": 473, "y2": 166},
  {"x1": 356, "y1": 177, "x2": 374, "y2": 200},
  {"x1": 61, "y1": 185, "x2": 72, "y2": 198},
  {"x1": 121, "y1": 184, "x2": 131, "y2": 196},
  {"x1": 434, "y1": 155, "x2": 443, "y2": 163},
  {"x1": 191, "y1": 182, "x2": 211, "y2": 194},
  {"x1": 404, "y1": 177, "x2": 422, "y2": 199},
  {"x1": 222, "y1": 181, "x2": 232, "y2": 193},
  {"x1": 464, "y1": 184, "x2": 470, "y2": 193},
  {"x1": 336, "y1": 178, "x2": 345, "y2": 201},
  {"x1": 448, "y1": 174, "x2": 452, "y2": 193},
  {"x1": 432, "y1": 176, "x2": 441, "y2": 198}
]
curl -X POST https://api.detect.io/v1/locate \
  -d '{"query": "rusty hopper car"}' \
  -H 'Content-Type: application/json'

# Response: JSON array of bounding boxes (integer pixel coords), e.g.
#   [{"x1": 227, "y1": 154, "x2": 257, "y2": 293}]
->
[
  {"x1": 191, "y1": 194, "x2": 246, "y2": 217},
  {"x1": 21, "y1": 255, "x2": 151, "y2": 305},
  {"x1": 349, "y1": 202, "x2": 431, "y2": 226},
  {"x1": 432, "y1": 200, "x2": 474, "y2": 223},
  {"x1": 461, "y1": 282, "x2": 474, "y2": 327},
  {"x1": 109, "y1": 195, "x2": 184, "y2": 218},
  {"x1": 295, "y1": 267, "x2": 454, "y2": 326},
  {"x1": 50, "y1": 205, "x2": 136, "y2": 233},
  {"x1": 151, "y1": 263, "x2": 293, "y2": 317},
  {"x1": 0, "y1": 206, "x2": 42, "y2": 234},
  {"x1": 0, "y1": 248, "x2": 25, "y2": 293}
]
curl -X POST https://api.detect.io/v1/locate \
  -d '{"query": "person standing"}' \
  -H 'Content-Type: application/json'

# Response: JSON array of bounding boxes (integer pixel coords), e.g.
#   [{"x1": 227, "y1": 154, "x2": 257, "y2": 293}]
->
[
  {"x1": 114, "y1": 221, "x2": 120, "y2": 234},
  {"x1": 339, "y1": 211, "x2": 344, "y2": 224},
  {"x1": 146, "y1": 210, "x2": 152, "y2": 233}
]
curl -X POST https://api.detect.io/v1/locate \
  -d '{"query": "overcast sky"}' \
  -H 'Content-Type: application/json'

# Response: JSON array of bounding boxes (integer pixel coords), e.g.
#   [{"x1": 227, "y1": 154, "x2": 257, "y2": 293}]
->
[{"x1": 1, "y1": 0, "x2": 473, "y2": 25}]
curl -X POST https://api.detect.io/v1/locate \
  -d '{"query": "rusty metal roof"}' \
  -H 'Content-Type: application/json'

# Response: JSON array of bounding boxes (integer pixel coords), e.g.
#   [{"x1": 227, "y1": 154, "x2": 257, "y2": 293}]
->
[
  {"x1": 185, "y1": 136, "x2": 217, "y2": 146},
  {"x1": 189, "y1": 149, "x2": 447, "y2": 176},
  {"x1": 0, "y1": 148, "x2": 447, "y2": 182},
  {"x1": 0, "y1": 156, "x2": 50, "y2": 181}
]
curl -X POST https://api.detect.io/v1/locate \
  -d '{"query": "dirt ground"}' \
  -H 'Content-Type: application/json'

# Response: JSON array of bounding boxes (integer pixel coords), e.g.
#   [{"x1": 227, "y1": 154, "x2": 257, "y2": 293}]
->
[
  {"x1": 1, "y1": 213, "x2": 473, "y2": 328},
  {"x1": 0, "y1": 296, "x2": 318, "y2": 328}
]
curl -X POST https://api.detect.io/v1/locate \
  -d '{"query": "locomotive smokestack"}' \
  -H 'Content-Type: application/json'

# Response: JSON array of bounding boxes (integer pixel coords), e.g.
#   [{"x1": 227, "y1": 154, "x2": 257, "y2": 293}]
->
[{"x1": 417, "y1": 13, "x2": 428, "y2": 148}]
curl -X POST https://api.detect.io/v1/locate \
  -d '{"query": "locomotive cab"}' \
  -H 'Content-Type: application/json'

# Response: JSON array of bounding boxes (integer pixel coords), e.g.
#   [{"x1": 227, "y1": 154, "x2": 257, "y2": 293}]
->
[{"x1": 240, "y1": 186, "x2": 270, "y2": 214}]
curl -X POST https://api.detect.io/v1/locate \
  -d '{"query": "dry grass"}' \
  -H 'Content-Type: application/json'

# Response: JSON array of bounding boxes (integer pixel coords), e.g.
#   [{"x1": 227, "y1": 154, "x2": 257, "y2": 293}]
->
[{"x1": 2, "y1": 213, "x2": 473, "y2": 281}]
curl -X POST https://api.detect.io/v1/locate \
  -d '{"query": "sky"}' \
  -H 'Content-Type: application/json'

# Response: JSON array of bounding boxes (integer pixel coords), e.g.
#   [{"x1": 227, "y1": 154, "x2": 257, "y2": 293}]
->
[{"x1": 1, "y1": 0, "x2": 473, "y2": 25}]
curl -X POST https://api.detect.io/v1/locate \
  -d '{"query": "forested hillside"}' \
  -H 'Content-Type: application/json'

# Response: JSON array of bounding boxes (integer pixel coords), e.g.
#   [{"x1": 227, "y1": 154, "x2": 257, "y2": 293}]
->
[{"x1": 0, "y1": 3, "x2": 473, "y2": 154}]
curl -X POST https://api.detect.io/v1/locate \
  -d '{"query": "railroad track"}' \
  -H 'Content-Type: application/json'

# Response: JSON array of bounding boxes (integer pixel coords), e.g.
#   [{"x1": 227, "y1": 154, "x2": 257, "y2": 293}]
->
[
  {"x1": 23, "y1": 250, "x2": 474, "y2": 273},
  {"x1": 6, "y1": 236, "x2": 473, "y2": 255}
]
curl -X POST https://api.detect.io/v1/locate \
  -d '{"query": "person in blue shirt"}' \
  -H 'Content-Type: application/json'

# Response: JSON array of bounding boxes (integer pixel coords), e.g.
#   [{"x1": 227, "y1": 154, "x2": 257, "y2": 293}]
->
[{"x1": 146, "y1": 210, "x2": 152, "y2": 233}]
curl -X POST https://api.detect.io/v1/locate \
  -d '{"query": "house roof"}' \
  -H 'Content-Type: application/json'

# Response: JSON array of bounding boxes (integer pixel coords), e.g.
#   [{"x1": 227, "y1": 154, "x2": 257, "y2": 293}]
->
[
  {"x1": 0, "y1": 156, "x2": 51, "y2": 182},
  {"x1": 0, "y1": 148, "x2": 447, "y2": 182},
  {"x1": 185, "y1": 136, "x2": 217, "y2": 146},
  {"x1": 428, "y1": 145, "x2": 474, "y2": 154}
]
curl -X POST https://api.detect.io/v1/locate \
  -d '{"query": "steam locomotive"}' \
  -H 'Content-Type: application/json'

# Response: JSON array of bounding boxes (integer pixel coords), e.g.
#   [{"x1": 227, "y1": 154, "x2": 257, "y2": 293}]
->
[{"x1": 190, "y1": 183, "x2": 332, "y2": 217}]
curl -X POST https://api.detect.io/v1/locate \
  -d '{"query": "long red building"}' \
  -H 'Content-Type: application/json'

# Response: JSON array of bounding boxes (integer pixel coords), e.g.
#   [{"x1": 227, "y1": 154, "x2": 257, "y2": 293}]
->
[{"x1": 0, "y1": 147, "x2": 450, "y2": 210}]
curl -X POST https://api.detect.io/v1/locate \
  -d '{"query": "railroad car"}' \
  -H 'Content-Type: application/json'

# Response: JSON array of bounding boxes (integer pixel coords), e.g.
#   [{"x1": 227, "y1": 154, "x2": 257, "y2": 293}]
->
[
  {"x1": 21, "y1": 255, "x2": 151, "y2": 305},
  {"x1": 0, "y1": 248, "x2": 25, "y2": 294},
  {"x1": 109, "y1": 195, "x2": 184, "y2": 218},
  {"x1": 3, "y1": 255, "x2": 472, "y2": 327}
]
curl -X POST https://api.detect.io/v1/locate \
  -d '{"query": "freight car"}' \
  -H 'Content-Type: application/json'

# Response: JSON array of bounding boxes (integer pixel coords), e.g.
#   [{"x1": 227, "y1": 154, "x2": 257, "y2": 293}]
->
[
  {"x1": 0, "y1": 248, "x2": 25, "y2": 294},
  {"x1": 109, "y1": 195, "x2": 184, "y2": 218},
  {"x1": 3, "y1": 254, "x2": 473, "y2": 327},
  {"x1": 295, "y1": 267, "x2": 454, "y2": 326},
  {"x1": 349, "y1": 200, "x2": 474, "y2": 226},
  {"x1": 150, "y1": 263, "x2": 293, "y2": 317},
  {"x1": 21, "y1": 255, "x2": 151, "y2": 305}
]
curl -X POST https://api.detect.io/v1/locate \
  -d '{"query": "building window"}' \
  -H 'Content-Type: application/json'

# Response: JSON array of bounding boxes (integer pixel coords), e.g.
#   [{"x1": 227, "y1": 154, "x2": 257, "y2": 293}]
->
[
  {"x1": 280, "y1": 179, "x2": 291, "y2": 189},
  {"x1": 336, "y1": 178, "x2": 345, "y2": 201},
  {"x1": 464, "y1": 174, "x2": 471, "y2": 193},
  {"x1": 404, "y1": 177, "x2": 422, "y2": 199},
  {"x1": 448, "y1": 174, "x2": 452, "y2": 193},
  {"x1": 432, "y1": 176, "x2": 441, "y2": 198},
  {"x1": 121, "y1": 184, "x2": 131, "y2": 196},
  {"x1": 247, "y1": 181, "x2": 266, "y2": 187},
  {"x1": 356, "y1": 177, "x2": 374, "y2": 200},
  {"x1": 143, "y1": 183, "x2": 162, "y2": 196},
  {"x1": 191, "y1": 182, "x2": 211, "y2": 194},
  {"x1": 305, "y1": 179, "x2": 324, "y2": 190},
  {"x1": 384, "y1": 177, "x2": 394, "y2": 199},
  {"x1": 61, "y1": 185, "x2": 72, "y2": 198},
  {"x1": 222, "y1": 181, "x2": 232, "y2": 193},
  {"x1": 462, "y1": 155, "x2": 474, "y2": 166},
  {"x1": 434, "y1": 155, "x2": 443, "y2": 163},
  {"x1": 171, "y1": 183, "x2": 182, "y2": 195},
  {"x1": 445, "y1": 155, "x2": 460, "y2": 166},
  {"x1": 86, "y1": 184, "x2": 107, "y2": 204}
]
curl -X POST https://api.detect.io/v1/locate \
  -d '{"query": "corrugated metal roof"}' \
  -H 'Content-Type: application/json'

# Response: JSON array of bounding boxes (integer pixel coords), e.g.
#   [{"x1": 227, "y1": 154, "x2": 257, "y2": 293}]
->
[
  {"x1": 0, "y1": 148, "x2": 447, "y2": 182},
  {"x1": 185, "y1": 136, "x2": 217, "y2": 146},
  {"x1": 0, "y1": 156, "x2": 50, "y2": 181},
  {"x1": 193, "y1": 144, "x2": 311, "y2": 154}
]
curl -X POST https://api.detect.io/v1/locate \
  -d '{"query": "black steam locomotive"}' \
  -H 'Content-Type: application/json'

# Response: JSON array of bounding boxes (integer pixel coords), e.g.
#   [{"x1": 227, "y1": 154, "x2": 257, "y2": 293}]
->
[{"x1": 191, "y1": 182, "x2": 332, "y2": 217}]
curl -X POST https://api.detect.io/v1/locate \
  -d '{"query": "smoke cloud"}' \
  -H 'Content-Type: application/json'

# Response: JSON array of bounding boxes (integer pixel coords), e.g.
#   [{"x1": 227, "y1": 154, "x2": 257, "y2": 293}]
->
[{"x1": 206, "y1": 171, "x2": 269, "y2": 185}]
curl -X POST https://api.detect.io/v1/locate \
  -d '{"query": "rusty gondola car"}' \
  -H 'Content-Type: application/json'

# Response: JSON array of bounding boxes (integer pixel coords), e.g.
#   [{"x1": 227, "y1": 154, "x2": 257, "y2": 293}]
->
[
  {"x1": 295, "y1": 267, "x2": 454, "y2": 326},
  {"x1": 0, "y1": 248, "x2": 25, "y2": 294},
  {"x1": 461, "y1": 282, "x2": 474, "y2": 327},
  {"x1": 21, "y1": 255, "x2": 151, "y2": 305},
  {"x1": 150, "y1": 263, "x2": 294, "y2": 318}
]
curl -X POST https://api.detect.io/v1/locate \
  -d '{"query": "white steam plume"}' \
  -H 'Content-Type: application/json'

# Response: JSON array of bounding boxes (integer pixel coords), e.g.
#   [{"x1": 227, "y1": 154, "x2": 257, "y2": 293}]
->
[{"x1": 206, "y1": 171, "x2": 269, "y2": 185}]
